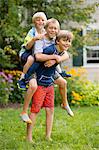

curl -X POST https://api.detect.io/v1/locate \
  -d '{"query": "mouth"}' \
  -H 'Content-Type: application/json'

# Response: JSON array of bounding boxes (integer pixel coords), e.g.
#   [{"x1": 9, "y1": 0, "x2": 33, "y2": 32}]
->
[{"x1": 65, "y1": 45, "x2": 70, "y2": 48}]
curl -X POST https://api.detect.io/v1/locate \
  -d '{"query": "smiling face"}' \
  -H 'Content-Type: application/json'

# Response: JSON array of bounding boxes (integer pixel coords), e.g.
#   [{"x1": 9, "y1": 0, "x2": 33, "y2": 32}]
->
[
  {"x1": 34, "y1": 17, "x2": 46, "y2": 30},
  {"x1": 46, "y1": 22, "x2": 59, "y2": 39},
  {"x1": 56, "y1": 30, "x2": 73, "y2": 52},
  {"x1": 56, "y1": 37, "x2": 72, "y2": 51},
  {"x1": 45, "y1": 18, "x2": 60, "y2": 40}
]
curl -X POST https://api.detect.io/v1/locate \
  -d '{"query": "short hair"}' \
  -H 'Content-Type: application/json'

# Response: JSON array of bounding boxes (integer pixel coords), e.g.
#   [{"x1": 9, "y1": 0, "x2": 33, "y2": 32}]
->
[
  {"x1": 45, "y1": 18, "x2": 60, "y2": 30},
  {"x1": 32, "y1": 12, "x2": 47, "y2": 24},
  {"x1": 56, "y1": 30, "x2": 73, "y2": 41}
]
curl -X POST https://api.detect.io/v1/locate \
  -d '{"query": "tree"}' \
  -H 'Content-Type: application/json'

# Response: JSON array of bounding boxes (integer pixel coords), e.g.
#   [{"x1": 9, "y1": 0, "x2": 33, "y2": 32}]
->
[{"x1": 0, "y1": 0, "x2": 98, "y2": 69}]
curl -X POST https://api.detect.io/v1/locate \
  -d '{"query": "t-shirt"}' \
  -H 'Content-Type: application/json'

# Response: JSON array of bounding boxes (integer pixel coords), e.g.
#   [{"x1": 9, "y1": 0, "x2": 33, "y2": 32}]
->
[
  {"x1": 36, "y1": 44, "x2": 58, "y2": 86},
  {"x1": 34, "y1": 38, "x2": 55, "y2": 54},
  {"x1": 19, "y1": 27, "x2": 36, "y2": 57}
]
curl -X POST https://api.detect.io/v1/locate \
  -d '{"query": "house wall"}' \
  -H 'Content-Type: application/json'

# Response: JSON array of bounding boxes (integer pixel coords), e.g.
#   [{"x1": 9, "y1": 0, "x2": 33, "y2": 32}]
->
[{"x1": 83, "y1": 66, "x2": 99, "y2": 82}]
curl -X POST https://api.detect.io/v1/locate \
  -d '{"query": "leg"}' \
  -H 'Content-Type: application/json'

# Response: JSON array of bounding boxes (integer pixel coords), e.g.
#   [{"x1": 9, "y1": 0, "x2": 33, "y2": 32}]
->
[
  {"x1": 23, "y1": 55, "x2": 34, "y2": 74},
  {"x1": 43, "y1": 86, "x2": 54, "y2": 140},
  {"x1": 20, "y1": 78, "x2": 37, "y2": 123},
  {"x1": 54, "y1": 76, "x2": 74, "y2": 117},
  {"x1": 27, "y1": 112, "x2": 38, "y2": 142},
  {"x1": 54, "y1": 76, "x2": 67, "y2": 105},
  {"x1": 45, "y1": 107, "x2": 54, "y2": 140},
  {"x1": 23, "y1": 78, "x2": 37, "y2": 113},
  {"x1": 27, "y1": 86, "x2": 46, "y2": 141},
  {"x1": 18, "y1": 55, "x2": 34, "y2": 89}
]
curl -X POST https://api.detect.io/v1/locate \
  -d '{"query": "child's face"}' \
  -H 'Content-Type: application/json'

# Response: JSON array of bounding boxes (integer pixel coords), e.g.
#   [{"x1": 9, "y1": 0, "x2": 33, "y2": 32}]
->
[
  {"x1": 46, "y1": 23, "x2": 59, "y2": 39},
  {"x1": 34, "y1": 17, "x2": 45, "y2": 29},
  {"x1": 57, "y1": 37, "x2": 72, "y2": 51}
]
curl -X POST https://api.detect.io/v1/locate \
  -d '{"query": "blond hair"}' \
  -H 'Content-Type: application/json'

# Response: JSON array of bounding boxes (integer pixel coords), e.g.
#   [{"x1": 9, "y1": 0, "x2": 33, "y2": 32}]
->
[
  {"x1": 45, "y1": 18, "x2": 60, "y2": 30},
  {"x1": 32, "y1": 12, "x2": 47, "y2": 24},
  {"x1": 56, "y1": 30, "x2": 73, "y2": 41}
]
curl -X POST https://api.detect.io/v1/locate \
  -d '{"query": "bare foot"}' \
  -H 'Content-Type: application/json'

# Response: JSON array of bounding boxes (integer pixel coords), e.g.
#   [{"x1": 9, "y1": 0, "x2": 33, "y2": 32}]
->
[
  {"x1": 61, "y1": 103, "x2": 74, "y2": 117},
  {"x1": 46, "y1": 137, "x2": 53, "y2": 141}
]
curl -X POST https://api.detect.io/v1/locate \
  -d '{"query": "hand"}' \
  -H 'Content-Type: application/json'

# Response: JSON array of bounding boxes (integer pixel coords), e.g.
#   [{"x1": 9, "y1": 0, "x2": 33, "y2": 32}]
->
[
  {"x1": 44, "y1": 60, "x2": 56, "y2": 67},
  {"x1": 54, "y1": 55, "x2": 61, "y2": 63},
  {"x1": 36, "y1": 34, "x2": 45, "y2": 40}
]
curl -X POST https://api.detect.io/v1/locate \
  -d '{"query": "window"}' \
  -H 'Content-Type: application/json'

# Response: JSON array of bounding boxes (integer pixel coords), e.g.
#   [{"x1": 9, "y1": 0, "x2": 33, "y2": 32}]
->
[
  {"x1": 87, "y1": 49, "x2": 99, "y2": 63},
  {"x1": 83, "y1": 46, "x2": 99, "y2": 66}
]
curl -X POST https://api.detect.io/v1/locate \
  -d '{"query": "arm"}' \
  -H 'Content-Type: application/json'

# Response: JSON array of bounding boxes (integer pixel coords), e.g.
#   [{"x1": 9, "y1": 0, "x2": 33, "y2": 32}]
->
[
  {"x1": 25, "y1": 34, "x2": 44, "y2": 50},
  {"x1": 35, "y1": 53, "x2": 58, "y2": 62},
  {"x1": 25, "y1": 62, "x2": 41, "y2": 80},
  {"x1": 44, "y1": 51, "x2": 69, "y2": 67},
  {"x1": 34, "y1": 40, "x2": 59, "y2": 62},
  {"x1": 55, "y1": 51, "x2": 69, "y2": 63},
  {"x1": 44, "y1": 60, "x2": 56, "y2": 67}
]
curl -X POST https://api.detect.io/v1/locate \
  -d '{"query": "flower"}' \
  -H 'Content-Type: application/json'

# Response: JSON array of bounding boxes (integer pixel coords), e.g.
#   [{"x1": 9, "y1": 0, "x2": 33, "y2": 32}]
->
[{"x1": 72, "y1": 91, "x2": 82, "y2": 101}]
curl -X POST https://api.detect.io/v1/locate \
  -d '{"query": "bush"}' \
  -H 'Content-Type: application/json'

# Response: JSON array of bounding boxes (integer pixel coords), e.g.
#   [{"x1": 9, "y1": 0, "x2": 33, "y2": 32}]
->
[
  {"x1": 4, "y1": 70, "x2": 24, "y2": 103},
  {"x1": 54, "y1": 85, "x2": 61, "y2": 106},
  {"x1": 67, "y1": 68, "x2": 99, "y2": 106},
  {"x1": 0, "y1": 71, "x2": 13, "y2": 105},
  {"x1": 54, "y1": 67, "x2": 99, "y2": 106},
  {"x1": 0, "y1": 70, "x2": 24, "y2": 105},
  {"x1": 1, "y1": 68, "x2": 99, "y2": 106}
]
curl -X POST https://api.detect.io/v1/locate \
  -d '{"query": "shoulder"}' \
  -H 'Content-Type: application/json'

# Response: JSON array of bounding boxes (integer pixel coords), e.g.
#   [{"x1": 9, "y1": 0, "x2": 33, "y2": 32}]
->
[
  {"x1": 27, "y1": 27, "x2": 36, "y2": 36},
  {"x1": 43, "y1": 44, "x2": 55, "y2": 54},
  {"x1": 60, "y1": 50, "x2": 68, "y2": 56},
  {"x1": 45, "y1": 44, "x2": 55, "y2": 49}
]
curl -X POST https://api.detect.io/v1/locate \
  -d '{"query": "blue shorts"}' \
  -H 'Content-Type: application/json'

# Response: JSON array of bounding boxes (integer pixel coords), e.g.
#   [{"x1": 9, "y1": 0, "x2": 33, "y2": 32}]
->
[
  {"x1": 53, "y1": 71, "x2": 61, "y2": 80},
  {"x1": 21, "y1": 51, "x2": 32, "y2": 64}
]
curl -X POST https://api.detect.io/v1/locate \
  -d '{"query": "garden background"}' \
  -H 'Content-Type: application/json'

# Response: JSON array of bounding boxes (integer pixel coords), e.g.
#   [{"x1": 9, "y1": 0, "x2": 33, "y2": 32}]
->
[{"x1": 0, "y1": 0, "x2": 99, "y2": 149}]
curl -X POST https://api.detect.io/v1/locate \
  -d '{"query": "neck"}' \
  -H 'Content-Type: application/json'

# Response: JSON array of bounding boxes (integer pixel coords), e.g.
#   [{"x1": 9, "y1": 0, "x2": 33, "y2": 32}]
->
[
  {"x1": 56, "y1": 45, "x2": 61, "y2": 52},
  {"x1": 36, "y1": 27, "x2": 44, "y2": 34},
  {"x1": 45, "y1": 34, "x2": 54, "y2": 40}
]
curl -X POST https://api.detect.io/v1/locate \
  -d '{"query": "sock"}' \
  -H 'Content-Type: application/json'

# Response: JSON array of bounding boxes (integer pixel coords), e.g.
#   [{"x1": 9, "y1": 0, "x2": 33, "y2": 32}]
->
[{"x1": 20, "y1": 73, "x2": 25, "y2": 80}]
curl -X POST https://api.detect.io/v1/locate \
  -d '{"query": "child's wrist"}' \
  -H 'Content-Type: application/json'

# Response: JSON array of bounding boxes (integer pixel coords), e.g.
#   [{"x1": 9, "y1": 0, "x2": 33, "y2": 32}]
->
[{"x1": 32, "y1": 37, "x2": 38, "y2": 42}]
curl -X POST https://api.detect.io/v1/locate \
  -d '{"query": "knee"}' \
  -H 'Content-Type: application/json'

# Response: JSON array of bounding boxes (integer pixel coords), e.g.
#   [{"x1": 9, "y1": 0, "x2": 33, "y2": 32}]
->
[
  {"x1": 59, "y1": 79, "x2": 67, "y2": 88},
  {"x1": 29, "y1": 79, "x2": 38, "y2": 92},
  {"x1": 46, "y1": 108, "x2": 54, "y2": 115},
  {"x1": 30, "y1": 84, "x2": 37, "y2": 91},
  {"x1": 63, "y1": 79, "x2": 67, "y2": 87},
  {"x1": 27, "y1": 56, "x2": 34, "y2": 64}
]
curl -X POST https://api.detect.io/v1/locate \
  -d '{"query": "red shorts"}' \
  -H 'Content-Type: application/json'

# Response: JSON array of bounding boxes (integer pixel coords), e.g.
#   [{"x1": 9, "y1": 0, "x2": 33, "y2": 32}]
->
[{"x1": 31, "y1": 85, "x2": 54, "y2": 113}]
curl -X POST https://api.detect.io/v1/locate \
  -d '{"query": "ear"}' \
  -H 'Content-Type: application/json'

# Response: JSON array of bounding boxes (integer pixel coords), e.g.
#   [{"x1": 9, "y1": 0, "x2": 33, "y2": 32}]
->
[{"x1": 56, "y1": 40, "x2": 59, "y2": 45}]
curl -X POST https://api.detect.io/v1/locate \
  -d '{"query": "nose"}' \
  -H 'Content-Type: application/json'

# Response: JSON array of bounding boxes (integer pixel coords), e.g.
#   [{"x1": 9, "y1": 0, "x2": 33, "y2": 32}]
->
[
  {"x1": 39, "y1": 19, "x2": 44, "y2": 24},
  {"x1": 51, "y1": 28, "x2": 56, "y2": 32}
]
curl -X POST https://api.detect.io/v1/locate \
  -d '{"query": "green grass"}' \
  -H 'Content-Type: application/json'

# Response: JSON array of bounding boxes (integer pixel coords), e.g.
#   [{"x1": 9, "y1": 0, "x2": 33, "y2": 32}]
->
[{"x1": 0, "y1": 106, "x2": 99, "y2": 150}]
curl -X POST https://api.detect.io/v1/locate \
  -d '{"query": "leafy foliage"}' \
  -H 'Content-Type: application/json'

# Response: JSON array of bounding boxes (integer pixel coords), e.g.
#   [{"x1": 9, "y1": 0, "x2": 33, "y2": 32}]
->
[
  {"x1": 67, "y1": 68, "x2": 99, "y2": 106},
  {"x1": 0, "y1": 71, "x2": 13, "y2": 105},
  {"x1": 0, "y1": 0, "x2": 98, "y2": 69}
]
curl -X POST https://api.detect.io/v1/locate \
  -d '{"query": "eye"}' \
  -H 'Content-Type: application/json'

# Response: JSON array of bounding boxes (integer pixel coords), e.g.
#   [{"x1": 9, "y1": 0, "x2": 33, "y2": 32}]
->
[{"x1": 41, "y1": 19, "x2": 45, "y2": 22}]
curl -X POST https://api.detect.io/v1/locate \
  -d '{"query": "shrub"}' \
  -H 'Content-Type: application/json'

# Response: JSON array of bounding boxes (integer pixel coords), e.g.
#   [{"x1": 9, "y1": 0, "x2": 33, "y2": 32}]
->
[
  {"x1": 67, "y1": 67, "x2": 99, "y2": 106},
  {"x1": 54, "y1": 67, "x2": 99, "y2": 106},
  {"x1": 54, "y1": 85, "x2": 62, "y2": 106},
  {"x1": 4, "y1": 70, "x2": 24, "y2": 103},
  {"x1": 0, "y1": 71, "x2": 13, "y2": 105}
]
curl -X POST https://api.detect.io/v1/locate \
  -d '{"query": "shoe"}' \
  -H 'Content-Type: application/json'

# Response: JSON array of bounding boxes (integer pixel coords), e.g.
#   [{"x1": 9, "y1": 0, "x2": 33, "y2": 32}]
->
[
  {"x1": 60, "y1": 71, "x2": 72, "y2": 78},
  {"x1": 20, "y1": 113, "x2": 32, "y2": 124},
  {"x1": 61, "y1": 103, "x2": 74, "y2": 117},
  {"x1": 17, "y1": 79, "x2": 26, "y2": 90}
]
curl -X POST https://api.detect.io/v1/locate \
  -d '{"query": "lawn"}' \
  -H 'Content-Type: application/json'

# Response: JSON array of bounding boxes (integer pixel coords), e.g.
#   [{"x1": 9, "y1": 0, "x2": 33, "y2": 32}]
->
[{"x1": 0, "y1": 106, "x2": 99, "y2": 150}]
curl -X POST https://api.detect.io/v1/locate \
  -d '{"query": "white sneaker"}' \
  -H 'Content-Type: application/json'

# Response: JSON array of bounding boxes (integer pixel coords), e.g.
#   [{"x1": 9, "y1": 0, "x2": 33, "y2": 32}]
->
[
  {"x1": 61, "y1": 104, "x2": 74, "y2": 117},
  {"x1": 20, "y1": 113, "x2": 32, "y2": 124}
]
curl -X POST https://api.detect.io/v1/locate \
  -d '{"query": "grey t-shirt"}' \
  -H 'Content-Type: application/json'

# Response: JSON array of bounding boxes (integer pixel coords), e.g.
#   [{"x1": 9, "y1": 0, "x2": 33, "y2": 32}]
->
[{"x1": 34, "y1": 38, "x2": 55, "y2": 54}]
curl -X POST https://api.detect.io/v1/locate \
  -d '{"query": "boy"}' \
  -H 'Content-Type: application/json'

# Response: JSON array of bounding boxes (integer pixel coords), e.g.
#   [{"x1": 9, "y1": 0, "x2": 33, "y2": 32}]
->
[
  {"x1": 20, "y1": 18, "x2": 74, "y2": 124},
  {"x1": 17, "y1": 12, "x2": 47, "y2": 123},
  {"x1": 18, "y1": 11, "x2": 47, "y2": 88},
  {"x1": 27, "y1": 30, "x2": 74, "y2": 142}
]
